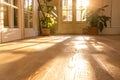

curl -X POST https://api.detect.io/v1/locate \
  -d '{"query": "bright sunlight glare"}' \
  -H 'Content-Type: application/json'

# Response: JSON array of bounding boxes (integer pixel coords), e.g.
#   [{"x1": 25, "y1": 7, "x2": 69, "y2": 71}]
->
[{"x1": 82, "y1": 0, "x2": 89, "y2": 7}]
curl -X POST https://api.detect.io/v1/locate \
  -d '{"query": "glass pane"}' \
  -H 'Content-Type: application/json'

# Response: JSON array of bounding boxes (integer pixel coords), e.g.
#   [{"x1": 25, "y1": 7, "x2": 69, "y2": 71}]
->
[
  {"x1": 63, "y1": 0, "x2": 72, "y2": 10},
  {"x1": 29, "y1": 13, "x2": 33, "y2": 28},
  {"x1": 24, "y1": 12, "x2": 28, "y2": 28},
  {"x1": 24, "y1": 0, "x2": 29, "y2": 10},
  {"x1": 76, "y1": 0, "x2": 89, "y2": 21},
  {"x1": 4, "y1": 5, "x2": 9, "y2": 27},
  {"x1": 24, "y1": 0, "x2": 32, "y2": 11},
  {"x1": 28, "y1": 0, "x2": 32, "y2": 11},
  {"x1": 62, "y1": 0, "x2": 72, "y2": 21},
  {"x1": 76, "y1": 10, "x2": 86, "y2": 21},
  {"x1": 24, "y1": 0, "x2": 33, "y2": 28},
  {"x1": 62, "y1": 11, "x2": 72, "y2": 21},
  {"x1": 3, "y1": 0, "x2": 19, "y2": 28},
  {"x1": 14, "y1": 9, "x2": 18, "y2": 28}
]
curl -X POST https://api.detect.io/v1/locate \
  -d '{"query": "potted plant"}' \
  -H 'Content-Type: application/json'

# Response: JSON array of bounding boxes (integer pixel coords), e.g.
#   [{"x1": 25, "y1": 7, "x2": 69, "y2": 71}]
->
[
  {"x1": 86, "y1": 5, "x2": 111, "y2": 35},
  {"x1": 37, "y1": 0, "x2": 57, "y2": 35}
]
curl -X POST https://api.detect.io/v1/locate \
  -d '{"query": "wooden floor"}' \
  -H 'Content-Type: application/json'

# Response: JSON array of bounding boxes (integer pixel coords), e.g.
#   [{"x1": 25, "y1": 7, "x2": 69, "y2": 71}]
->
[{"x1": 0, "y1": 35, "x2": 120, "y2": 80}]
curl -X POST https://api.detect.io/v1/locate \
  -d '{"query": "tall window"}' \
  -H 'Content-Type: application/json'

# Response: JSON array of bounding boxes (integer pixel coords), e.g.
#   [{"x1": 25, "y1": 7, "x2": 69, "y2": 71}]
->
[
  {"x1": 24, "y1": 0, "x2": 33, "y2": 28},
  {"x1": 13, "y1": 0, "x2": 18, "y2": 28},
  {"x1": 62, "y1": 0, "x2": 89, "y2": 22},
  {"x1": 62, "y1": 0, "x2": 72, "y2": 21},
  {"x1": 76, "y1": 0, "x2": 89, "y2": 21},
  {"x1": 4, "y1": 4, "x2": 9, "y2": 27},
  {"x1": 3, "y1": 0, "x2": 19, "y2": 28}
]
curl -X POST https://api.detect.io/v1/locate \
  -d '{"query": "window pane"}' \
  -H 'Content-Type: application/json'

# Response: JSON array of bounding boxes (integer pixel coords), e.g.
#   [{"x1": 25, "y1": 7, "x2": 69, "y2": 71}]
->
[
  {"x1": 76, "y1": 9, "x2": 86, "y2": 21},
  {"x1": 4, "y1": 5, "x2": 9, "y2": 27},
  {"x1": 24, "y1": 0, "x2": 33, "y2": 28},
  {"x1": 24, "y1": 12, "x2": 28, "y2": 28},
  {"x1": 12, "y1": 0, "x2": 18, "y2": 28},
  {"x1": 62, "y1": 11, "x2": 72, "y2": 21},
  {"x1": 63, "y1": 0, "x2": 72, "y2": 10},
  {"x1": 76, "y1": 0, "x2": 89, "y2": 21},
  {"x1": 28, "y1": 0, "x2": 32, "y2": 11},
  {"x1": 3, "y1": 0, "x2": 19, "y2": 28},
  {"x1": 24, "y1": 0, "x2": 29, "y2": 10},
  {"x1": 29, "y1": 13, "x2": 33, "y2": 28},
  {"x1": 24, "y1": 0, "x2": 32, "y2": 11},
  {"x1": 62, "y1": 0, "x2": 72, "y2": 21},
  {"x1": 14, "y1": 9, "x2": 18, "y2": 28}
]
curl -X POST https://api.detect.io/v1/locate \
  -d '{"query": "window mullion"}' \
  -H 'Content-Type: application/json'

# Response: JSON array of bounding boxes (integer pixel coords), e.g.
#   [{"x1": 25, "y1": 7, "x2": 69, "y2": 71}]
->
[{"x1": 9, "y1": 5, "x2": 13, "y2": 28}]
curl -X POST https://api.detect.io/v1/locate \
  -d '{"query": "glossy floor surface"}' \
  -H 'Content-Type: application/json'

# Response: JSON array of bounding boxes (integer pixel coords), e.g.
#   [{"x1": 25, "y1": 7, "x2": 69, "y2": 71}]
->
[{"x1": 0, "y1": 35, "x2": 120, "y2": 80}]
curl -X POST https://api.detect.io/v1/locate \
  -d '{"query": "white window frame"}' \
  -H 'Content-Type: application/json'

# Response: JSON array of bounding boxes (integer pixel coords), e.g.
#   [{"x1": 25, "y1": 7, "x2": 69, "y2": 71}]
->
[
  {"x1": 62, "y1": 0, "x2": 89, "y2": 22},
  {"x1": 76, "y1": 0, "x2": 89, "y2": 21},
  {"x1": 62, "y1": 0, "x2": 73, "y2": 22},
  {"x1": 3, "y1": 0, "x2": 19, "y2": 28},
  {"x1": 23, "y1": 0, "x2": 33, "y2": 28}
]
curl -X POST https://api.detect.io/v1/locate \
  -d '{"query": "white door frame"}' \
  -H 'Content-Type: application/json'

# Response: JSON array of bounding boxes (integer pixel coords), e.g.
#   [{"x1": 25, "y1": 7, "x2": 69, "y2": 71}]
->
[{"x1": 58, "y1": 0, "x2": 88, "y2": 34}]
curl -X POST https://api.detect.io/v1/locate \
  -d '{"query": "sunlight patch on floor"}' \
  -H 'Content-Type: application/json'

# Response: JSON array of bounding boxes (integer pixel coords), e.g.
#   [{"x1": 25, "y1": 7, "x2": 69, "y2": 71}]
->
[{"x1": 0, "y1": 53, "x2": 26, "y2": 64}]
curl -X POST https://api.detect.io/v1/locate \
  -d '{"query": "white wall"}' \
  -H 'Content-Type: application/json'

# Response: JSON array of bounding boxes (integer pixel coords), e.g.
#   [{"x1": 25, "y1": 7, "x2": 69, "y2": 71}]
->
[
  {"x1": 101, "y1": 28, "x2": 120, "y2": 34},
  {"x1": 100, "y1": 0, "x2": 120, "y2": 34}
]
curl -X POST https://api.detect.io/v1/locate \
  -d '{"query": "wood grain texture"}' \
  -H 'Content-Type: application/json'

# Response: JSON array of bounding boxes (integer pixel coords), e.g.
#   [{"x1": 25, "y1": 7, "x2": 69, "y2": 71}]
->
[{"x1": 0, "y1": 35, "x2": 120, "y2": 80}]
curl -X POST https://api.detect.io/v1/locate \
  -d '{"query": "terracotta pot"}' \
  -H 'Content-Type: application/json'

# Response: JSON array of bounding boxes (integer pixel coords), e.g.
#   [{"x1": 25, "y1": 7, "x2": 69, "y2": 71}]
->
[
  {"x1": 88, "y1": 27, "x2": 98, "y2": 35},
  {"x1": 42, "y1": 28, "x2": 50, "y2": 36}
]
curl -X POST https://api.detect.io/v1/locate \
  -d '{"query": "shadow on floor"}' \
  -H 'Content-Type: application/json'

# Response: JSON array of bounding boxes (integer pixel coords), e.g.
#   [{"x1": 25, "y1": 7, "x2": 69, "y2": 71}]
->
[{"x1": 0, "y1": 37, "x2": 72, "y2": 80}]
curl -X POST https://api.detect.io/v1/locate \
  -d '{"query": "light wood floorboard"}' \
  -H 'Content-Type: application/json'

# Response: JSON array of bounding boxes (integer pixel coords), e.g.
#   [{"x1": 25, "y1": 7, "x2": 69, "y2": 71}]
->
[{"x1": 0, "y1": 35, "x2": 120, "y2": 80}]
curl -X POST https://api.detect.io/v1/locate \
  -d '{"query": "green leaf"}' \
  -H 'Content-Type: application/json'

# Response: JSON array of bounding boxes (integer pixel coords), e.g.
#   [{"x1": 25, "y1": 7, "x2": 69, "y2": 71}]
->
[{"x1": 99, "y1": 22, "x2": 104, "y2": 32}]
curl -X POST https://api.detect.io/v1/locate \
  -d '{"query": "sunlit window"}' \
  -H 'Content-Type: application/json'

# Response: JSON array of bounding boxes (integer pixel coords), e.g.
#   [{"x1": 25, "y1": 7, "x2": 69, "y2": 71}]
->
[
  {"x1": 3, "y1": 0, "x2": 19, "y2": 28},
  {"x1": 24, "y1": 0, "x2": 33, "y2": 28},
  {"x1": 62, "y1": 0, "x2": 72, "y2": 21},
  {"x1": 62, "y1": 0, "x2": 89, "y2": 22},
  {"x1": 4, "y1": 5, "x2": 9, "y2": 27},
  {"x1": 76, "y1": 0, "x2": 89, "y2": 21},
  {"x1": 13, "y1": 0, "x2": 18, "y2": 28}
]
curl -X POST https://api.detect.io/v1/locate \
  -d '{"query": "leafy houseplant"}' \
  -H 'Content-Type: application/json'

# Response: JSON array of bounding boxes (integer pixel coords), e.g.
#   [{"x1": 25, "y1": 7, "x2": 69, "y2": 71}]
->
[
  {"x1": 37, "y1": 0, "x2": 57, "y2": 35},
  {"x1": 86, "y1": 5, "x2": 111, "y2": 34}
]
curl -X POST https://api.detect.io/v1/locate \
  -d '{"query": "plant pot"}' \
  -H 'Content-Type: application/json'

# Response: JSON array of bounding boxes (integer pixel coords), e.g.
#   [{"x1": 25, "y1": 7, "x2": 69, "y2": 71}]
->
[
  {"x1": 42, "y1": 28, "x2": 50, "y2": 36},
  {"x1": 88, "y1": 27, "x2": 98, "y2": 35}
]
